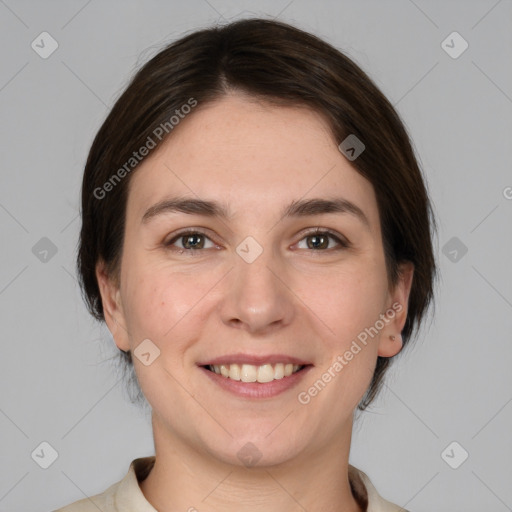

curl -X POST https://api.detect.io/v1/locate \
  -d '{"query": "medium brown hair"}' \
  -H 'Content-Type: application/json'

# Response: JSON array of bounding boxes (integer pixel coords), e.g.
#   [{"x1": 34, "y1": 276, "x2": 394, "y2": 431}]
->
[{"x1": 77, "y1": 17, "x2": 437, "y2": 410}]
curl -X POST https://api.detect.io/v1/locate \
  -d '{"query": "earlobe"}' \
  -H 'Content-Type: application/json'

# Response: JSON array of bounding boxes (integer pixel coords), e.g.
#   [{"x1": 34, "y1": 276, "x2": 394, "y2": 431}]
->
[
  {"x1": 378, "y1": 333, "x2": 404, "y2": 357},
  {"x1": 378, "y1": 261, "x2": 414, "y2": 358}
]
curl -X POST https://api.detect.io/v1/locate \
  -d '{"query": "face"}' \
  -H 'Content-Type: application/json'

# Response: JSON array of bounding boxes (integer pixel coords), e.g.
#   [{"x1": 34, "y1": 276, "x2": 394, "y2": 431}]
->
[{"x1": 97, "y1": 93, "x2": 413, "y2": 468}]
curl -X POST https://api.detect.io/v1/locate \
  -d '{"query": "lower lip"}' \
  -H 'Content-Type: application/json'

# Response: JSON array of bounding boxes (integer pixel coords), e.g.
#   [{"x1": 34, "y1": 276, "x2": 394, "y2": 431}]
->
[{"x1": 199, "y1": 365, "x2": 313, "y2": 399}]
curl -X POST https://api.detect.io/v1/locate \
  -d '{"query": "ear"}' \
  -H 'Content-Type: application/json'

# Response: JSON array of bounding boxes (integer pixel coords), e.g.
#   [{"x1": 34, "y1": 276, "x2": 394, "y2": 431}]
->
[
  {"x1": 95, "y1": 259, "x2": 130, "y2": 352},
  {"x1": 377, "y1": 261, "x2": 414, "y2": 358}
]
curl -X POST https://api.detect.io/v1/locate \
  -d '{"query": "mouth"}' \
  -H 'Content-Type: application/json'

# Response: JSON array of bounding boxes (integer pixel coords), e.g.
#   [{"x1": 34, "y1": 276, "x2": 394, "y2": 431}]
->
[
  {"x1": 197, "y1": 354, "x2": 313, "y2": 399},
  {"x1": 202, "y1": 362, "x2": 307, "y2": 383}
]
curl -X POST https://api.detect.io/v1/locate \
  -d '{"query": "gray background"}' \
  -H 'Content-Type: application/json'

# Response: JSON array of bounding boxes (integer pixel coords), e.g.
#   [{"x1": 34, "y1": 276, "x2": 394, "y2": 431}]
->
[{"x1": 1, "y1": 1, "x2": 511, "y2": 511}]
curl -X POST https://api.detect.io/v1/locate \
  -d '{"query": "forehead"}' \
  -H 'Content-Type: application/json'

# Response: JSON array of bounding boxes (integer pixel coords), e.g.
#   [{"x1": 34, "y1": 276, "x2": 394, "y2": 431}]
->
[{"x1": 126, "y1": 94, "x2": 380, "y2": 231}]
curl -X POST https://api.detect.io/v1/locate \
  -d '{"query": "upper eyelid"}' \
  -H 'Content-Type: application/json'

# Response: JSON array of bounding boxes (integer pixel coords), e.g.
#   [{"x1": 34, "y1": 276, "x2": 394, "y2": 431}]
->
[{"x1": 165, "y1": 227, "x2": 218, "y2": 245}]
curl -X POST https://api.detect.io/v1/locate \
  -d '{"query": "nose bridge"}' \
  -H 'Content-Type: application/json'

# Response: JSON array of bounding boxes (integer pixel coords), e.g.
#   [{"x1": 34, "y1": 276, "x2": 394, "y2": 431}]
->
[{"x1": 221, "y1": 237, "x2": 293, "y2": 333}]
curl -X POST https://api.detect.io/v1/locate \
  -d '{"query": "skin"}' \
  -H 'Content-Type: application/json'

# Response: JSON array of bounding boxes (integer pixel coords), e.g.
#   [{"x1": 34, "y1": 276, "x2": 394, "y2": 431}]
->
[{"x1": 96, "y1": 92, "x2": 414, "y2": 512}]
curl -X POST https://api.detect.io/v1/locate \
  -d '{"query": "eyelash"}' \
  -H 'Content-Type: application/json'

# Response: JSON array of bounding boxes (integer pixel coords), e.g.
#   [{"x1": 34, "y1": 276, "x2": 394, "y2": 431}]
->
[{"x1": 164, "y1": 228, "x2": 350, "y2": 255}]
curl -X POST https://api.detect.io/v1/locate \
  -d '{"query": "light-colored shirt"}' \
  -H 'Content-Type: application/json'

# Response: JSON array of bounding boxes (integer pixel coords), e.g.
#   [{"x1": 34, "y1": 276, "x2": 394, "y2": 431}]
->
[{"x1": 54, "y1": 456, "x2": 408, "y2": 512}]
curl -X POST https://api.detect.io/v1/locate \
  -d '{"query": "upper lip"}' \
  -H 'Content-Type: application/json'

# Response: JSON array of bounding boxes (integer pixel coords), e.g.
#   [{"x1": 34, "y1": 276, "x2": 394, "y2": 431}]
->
[{"x1": 197, "y1": 353, "x2": 312, "y2": 366}]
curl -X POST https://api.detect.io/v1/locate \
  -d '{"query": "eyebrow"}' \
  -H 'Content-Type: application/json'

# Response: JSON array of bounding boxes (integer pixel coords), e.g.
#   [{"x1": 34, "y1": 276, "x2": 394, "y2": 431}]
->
[{"x1": 141, "y1": 196, "x2": 370, "y2": 229}]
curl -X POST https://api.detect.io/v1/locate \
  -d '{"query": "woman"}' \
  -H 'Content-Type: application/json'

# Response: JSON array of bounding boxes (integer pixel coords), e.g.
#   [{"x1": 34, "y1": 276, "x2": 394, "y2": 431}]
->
[{"x1": 56, "y1": 17, "x2": 436, "y2": 512}]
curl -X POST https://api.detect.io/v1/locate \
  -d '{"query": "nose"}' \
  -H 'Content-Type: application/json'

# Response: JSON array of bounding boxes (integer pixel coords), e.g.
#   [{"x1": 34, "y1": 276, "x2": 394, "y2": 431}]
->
[{"x1": 219, "y1": 244, "x2": 295, "y2": 335}]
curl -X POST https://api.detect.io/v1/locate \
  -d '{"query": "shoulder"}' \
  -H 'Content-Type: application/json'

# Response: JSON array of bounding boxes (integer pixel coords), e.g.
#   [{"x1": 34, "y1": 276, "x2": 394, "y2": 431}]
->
[
  {"x1": 349, "y1": 464, "x2": 410, "y2": 512},
  {"x1": 52, "y1": 456, "x2": 156, "y2": 512},
  {"x1": 52, "y1": 480, "x2": 119, "y2": 512}
]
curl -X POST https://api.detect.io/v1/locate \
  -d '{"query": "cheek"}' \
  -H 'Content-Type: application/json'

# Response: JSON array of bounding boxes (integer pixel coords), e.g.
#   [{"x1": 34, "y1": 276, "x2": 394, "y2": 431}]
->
[
  {"x1": 308, "y1": 262, "x2": 388, "y2": 342},
  {"x1": 303, "y1": 268, "x2": 386, "y2": 410},
  {"x1": 120, "y1": 257, "x2": 218, "y2": 345}
]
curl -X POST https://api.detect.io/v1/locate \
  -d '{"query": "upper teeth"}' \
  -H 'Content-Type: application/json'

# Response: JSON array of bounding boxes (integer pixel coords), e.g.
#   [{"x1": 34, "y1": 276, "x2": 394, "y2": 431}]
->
[{"x1": 208, "y1": 363, "x2": 302, "y2": 383}]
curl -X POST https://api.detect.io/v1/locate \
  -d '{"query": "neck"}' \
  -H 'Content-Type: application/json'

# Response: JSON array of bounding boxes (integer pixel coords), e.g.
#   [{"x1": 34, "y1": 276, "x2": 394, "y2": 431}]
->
[{"x1": 139, "y1": 413, "x2": 363, "y2": 512}]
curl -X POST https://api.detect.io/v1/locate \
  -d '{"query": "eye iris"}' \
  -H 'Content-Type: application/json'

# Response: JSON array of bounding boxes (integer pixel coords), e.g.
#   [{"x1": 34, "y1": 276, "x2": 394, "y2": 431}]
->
[
  {"x1": 307, "y1": 234, "x2": 328, "y2": 249},
  {"x1": 183, "y1": 233, "x2": 204, "y2": 249}
]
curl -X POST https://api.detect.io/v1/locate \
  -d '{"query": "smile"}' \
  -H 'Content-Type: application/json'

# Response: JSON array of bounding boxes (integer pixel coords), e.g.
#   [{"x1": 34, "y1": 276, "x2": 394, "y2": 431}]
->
[
  {"x1": 206, "y1": 363, "x2": 304, "y2": 383},
  {"x1": 198, "y1": 354, "x2": 312, "y2": 398}
]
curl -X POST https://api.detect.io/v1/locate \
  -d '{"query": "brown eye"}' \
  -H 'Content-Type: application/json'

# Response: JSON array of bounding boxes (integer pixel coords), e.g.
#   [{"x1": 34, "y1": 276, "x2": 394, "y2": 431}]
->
[
  {"x1": 306, "y1": 233, "x2": 330, "y2": 250},
  {"x1": 297, "y1": 229, "x2": 349, "y2": 251},
  {"x1": 165, "y1": 230, "x2": 216, "y2": 252},
  {"x1": 180, "y1": 233, "x2": 205, "y2": 249}
]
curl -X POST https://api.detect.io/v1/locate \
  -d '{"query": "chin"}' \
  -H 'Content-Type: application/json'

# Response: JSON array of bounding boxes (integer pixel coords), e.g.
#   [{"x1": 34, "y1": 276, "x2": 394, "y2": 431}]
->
[{"x1": 200, "y1": 425, "x2": 307, "y2": 469}]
